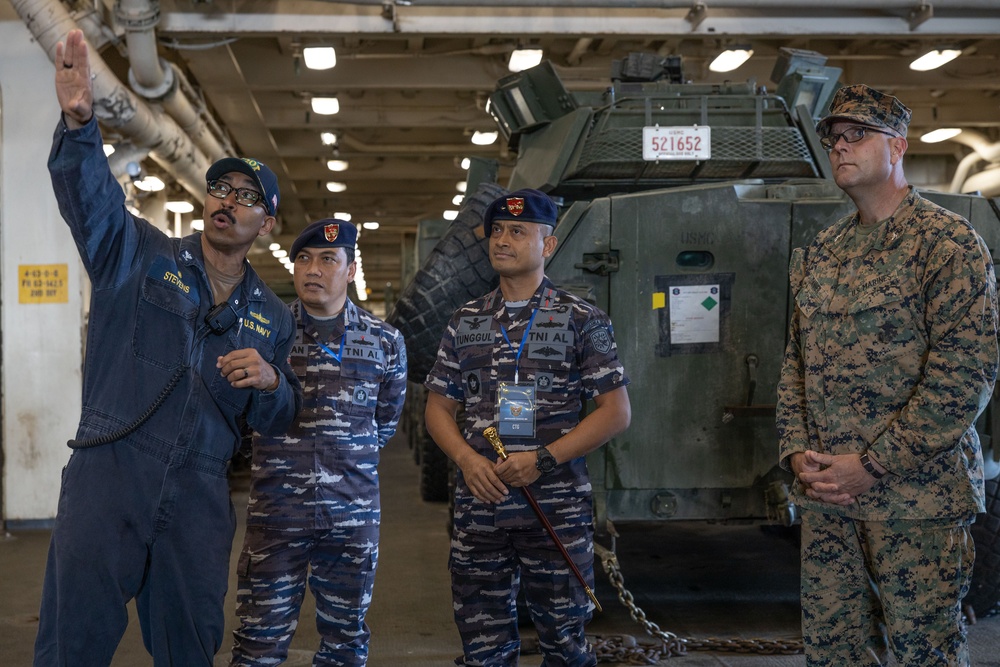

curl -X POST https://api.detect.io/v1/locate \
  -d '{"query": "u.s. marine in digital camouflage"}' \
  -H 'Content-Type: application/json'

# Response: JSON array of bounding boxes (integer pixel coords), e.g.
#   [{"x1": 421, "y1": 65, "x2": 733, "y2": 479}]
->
[
  {"x1": 231, "y1": 219, "x2": 407, "y2": 667},
  {"x1": 779, "y1": 189, "x2": 998, "y2": 521},
  {"x1": 777, "y1": 83, "x2": 999, "y2": 666}
]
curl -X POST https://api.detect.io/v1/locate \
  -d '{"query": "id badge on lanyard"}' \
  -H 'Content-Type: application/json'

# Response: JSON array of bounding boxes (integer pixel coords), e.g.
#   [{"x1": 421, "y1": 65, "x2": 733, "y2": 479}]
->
[
  {"x1": 496, "y1": 306, "x2": 540, "y2": 438},
  {"x1": 497, "y1": 382, "x2": 536, "y2": 438}
]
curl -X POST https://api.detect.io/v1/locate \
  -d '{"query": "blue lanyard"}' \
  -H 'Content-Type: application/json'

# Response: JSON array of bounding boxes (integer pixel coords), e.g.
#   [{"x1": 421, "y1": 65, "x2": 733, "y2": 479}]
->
[
  {"x1": 499, "y1": 307, "x2": 539, "y2": 384},
  {"x1": 313, "y1": 333, "x2": 346, "y2": 363}
]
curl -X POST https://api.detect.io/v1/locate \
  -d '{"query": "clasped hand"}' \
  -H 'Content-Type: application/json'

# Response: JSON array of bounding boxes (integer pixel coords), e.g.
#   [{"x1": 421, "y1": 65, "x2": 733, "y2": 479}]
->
[
  {"x1": 460, "y1": 450, "x2": 540, "y2": 504},
  {"x1": 792, "y1": 450, "x2": 878, "y2": 506}
]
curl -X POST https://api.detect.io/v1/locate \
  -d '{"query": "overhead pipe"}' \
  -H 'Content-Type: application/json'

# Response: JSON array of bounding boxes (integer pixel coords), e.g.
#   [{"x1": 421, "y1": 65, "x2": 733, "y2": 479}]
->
[
  {"x1": 565, "y1": 38, "x2": 594, "y2": 66},
  {"x1": 335, "y1": 0, "x2": 1000, "y2": 8},
  {"x1": 950, "y1": 151, "x2": 985, "y2": 194},
  {"x1": 114, "y1": 0, "x2": 230, "y2": 161},
  {"x1": 956, "y1": 165, "x2": 1000, "y2": 197},
  {"x1": 943, "y1": 129, "x2": 1000, "y2": 193},
  {"x1": 11, "y1": 0, "x2": 209, "y2": 199}
]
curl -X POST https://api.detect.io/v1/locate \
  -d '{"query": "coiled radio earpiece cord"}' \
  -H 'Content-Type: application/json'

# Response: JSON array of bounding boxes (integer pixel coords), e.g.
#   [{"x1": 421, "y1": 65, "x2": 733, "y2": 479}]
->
[
  {"x1": 67, "y1": 365, "x2": 187, "y2": 449},
  {"x1": 67, "y1": 298, "x2": 244, "y2": 450}
]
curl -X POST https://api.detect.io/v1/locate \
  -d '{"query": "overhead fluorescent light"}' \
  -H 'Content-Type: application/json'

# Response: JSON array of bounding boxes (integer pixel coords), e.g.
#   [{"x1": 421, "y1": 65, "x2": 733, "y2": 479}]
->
[
  {"x1": 508, "y1": 48, "x2": 543, "y2": 73},
  {"x1": 272, "y1": 249, "x2": 288, "y2": 259},
  {"x1": 326, "y1": 181, "x2": 347, "y2": 193},
  {"x1": 327, "y1": 159, "x2": 349, "y2": 172},
  {"x1": 320, "y1": 132, "x2": 338, "y2": 146},
  {"x1": 362, "y1": 221, "x2": 380, "y2": 230},
  {"x1": 910, "y1": 49, "x2": 961, "y2": 72},
  {"x1": 452, "y1": 194, "x2": 465, "y2": 206},
  {"x1": 103, "y1": 144, "x2": 115, "y2": 157},
  {"x1": 165, "y1": 200, "x2": 194, "y2": 214},
  {"x1": 303, "y1": 46, "x2": 336, "y2": 71},
  {"x1": 460, "y1": 158, "x2": 471, "y2": 170},
  {"x1": 134, "y1": 176, "x2": 165, "y2": 192},
  {"x1": 920, "y1": 128, "x2": 962, "y2": 143},
  {"x1": 334, "y1": 211, "x2": 352, "y2": 221},
  {"x1": 191, "y1": 219, "x2": 204, "y2": 231},
  {"x1": 443, "y1": 210, "x2": 459, "y2": 221},
  {"x1": 311, "y1": 96, "x2": 340, "y2": 115},
  {"x1": 709, "y1": 48, "x2": 753, "y2": 73},
  {"x1": 269, "y1": 242, "x2": 281, "y2": 251},
  {"x1": 456, "y1": 181, "x2": 467, "y2": 193},
  {"x1": 471, "y1": 130, "x2": 498, "y2": 145}
]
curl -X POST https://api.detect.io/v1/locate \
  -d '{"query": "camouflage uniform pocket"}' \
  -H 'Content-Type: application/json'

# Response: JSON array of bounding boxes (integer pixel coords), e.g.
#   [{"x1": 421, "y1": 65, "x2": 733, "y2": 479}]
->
[{"x1": 848, "y1": 287, "x2": 922, "y2": 365}]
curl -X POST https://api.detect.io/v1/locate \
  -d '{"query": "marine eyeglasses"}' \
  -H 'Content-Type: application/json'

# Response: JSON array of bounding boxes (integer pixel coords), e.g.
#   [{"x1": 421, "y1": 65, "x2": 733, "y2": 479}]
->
[
  {"x1": 819, "y1": 125, "x2": 898, "y2": 152},
  {"x1": 207, "y1": 180, "x2": 264, "y2": 208}
]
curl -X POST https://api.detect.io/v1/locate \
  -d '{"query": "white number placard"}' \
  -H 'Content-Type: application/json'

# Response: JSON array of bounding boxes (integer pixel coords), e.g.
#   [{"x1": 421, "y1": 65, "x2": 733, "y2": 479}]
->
[{"x1": 642, "y1": 126, "x2": 711, "y2": 161}]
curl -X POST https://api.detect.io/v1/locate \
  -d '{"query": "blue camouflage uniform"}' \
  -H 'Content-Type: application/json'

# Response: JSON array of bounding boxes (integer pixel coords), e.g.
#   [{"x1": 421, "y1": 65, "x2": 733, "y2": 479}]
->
[
  {"x1": 426, "y1": 278, "x2": 628, "y2": 667},
  {"x1": 231, "y1": 298, "x2": 408, "y2": 666},
  {"x1": 36, "y1": 116, "x2": 301, "y2": 667},
  {"x1": 777, "y1": 85, "x2": 999, "y2": 666}
]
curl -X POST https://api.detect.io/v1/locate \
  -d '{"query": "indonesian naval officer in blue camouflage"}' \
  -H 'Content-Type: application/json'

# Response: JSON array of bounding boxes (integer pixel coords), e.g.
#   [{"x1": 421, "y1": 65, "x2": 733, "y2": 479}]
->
[
  {"x1": 230, "y1": 219, "x2": 408, "y2": 667},
  {"x1": 777, "y1": 84, "x2": 999, "y2": 665},
  {"x1": 425, "y1": 189, "x2": 631, "y2": 667}
]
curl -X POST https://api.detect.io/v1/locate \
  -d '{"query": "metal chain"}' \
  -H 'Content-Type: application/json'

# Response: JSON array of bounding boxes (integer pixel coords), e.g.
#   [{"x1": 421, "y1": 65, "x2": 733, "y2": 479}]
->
[{"x1": 592, "y1": 542, "x2": 804, "y2": 664}]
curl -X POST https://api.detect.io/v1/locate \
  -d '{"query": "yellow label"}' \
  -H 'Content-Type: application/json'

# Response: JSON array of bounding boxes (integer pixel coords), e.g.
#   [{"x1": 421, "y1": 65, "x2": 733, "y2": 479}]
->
[
  {"x1": 652, "y1": 292, "x2": 665, "y2": 310},
  {"x1": 19, "y1": 264, "x2": 69, "y2": 304}
]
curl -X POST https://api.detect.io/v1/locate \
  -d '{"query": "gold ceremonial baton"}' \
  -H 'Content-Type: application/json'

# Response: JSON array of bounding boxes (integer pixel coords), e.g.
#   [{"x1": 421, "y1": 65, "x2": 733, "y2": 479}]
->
[{"x1": 483, "y1": 427, "x2": 603, "y2": 612}]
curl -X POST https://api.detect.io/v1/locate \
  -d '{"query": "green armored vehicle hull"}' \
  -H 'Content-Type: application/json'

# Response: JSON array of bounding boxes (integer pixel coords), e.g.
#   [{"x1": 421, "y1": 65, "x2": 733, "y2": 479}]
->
[{"x1": 389, "y1": 51, "x2": 1000, "y2": 615}]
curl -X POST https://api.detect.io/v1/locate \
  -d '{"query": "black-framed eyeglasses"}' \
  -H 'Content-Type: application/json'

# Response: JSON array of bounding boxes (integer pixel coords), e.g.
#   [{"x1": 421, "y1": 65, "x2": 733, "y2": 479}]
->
[
  {"x1": 207, "y1": 179, "x2": 264, "y2": 208},
  {"x1": 820, "y1": 125, "x2": 897, "y2": 151}
]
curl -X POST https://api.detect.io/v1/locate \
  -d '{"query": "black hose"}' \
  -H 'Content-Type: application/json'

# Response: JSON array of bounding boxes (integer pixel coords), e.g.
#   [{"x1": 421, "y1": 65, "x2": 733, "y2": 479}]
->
[{"x1": 67, "y1": 366, "x2": 187, "y2": 449}]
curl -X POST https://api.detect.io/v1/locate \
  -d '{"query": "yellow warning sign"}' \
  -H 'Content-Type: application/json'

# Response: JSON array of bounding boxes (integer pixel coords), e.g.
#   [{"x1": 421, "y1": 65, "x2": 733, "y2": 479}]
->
[{"x1": 19, "y1": 264, "x2": 69, "y2": 304}]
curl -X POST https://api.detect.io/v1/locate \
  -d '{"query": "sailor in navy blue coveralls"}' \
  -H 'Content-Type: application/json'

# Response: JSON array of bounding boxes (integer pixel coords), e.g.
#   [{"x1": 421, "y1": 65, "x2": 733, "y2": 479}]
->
[{"x1": 35, "y1": 31, "x2": 301, "y2": 667}]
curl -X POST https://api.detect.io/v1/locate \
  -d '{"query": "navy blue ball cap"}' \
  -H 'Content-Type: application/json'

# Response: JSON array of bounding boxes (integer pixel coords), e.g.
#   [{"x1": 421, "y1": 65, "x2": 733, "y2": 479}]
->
[
  {"x1": 206, "y1": 157, "x2": 280, "y2": 216},
  {"x1": 290, "y1": 218, "x2": 358, "y2": 260},
  {"x1": 483, "y1": 188, "x2": 558, "y2": 235}
]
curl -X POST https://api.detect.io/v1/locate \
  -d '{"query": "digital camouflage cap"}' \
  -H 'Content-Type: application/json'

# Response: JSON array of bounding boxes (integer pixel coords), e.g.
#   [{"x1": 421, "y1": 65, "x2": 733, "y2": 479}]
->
[{"x1": 816, "y1": 84, "x2": 912, "y2": 138}]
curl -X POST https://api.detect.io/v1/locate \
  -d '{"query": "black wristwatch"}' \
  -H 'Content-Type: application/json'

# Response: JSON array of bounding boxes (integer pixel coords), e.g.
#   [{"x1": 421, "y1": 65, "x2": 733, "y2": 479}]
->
[
  {"x1": 535, "y1": 447, "x2": 557, "y2": 475},
  {"x1": 859, "y1": 452, "x2": 885, "y2": 480}
]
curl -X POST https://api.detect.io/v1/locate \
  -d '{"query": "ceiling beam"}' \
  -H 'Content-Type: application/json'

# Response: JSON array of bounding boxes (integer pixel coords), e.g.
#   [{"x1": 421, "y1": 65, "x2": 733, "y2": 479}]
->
[{"x1": 159, "y1": 1, "x2": 1000, "y2": 38}]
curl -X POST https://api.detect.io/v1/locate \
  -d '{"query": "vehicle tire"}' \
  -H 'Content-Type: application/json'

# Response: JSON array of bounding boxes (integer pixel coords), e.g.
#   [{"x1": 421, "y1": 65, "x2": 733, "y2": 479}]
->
[
  {"x1": 409, "y1": 383, "x2": 426, "y2": 466},
  {"x1": 967, "y1": 476, "x2": 1000, "y2": 617},
  {"x1": 419, "y1": 427, "x2": 450, "y2": 503},
  {"x1": 387, "y1": 182, "x2": 505, "y2": 383}
]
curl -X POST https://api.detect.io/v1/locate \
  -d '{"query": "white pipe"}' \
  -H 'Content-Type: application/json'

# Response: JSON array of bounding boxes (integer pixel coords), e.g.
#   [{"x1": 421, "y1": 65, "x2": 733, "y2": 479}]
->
[
  {"x1": 942, "y1": 129, "x2": 1000, "y2": 193},
  {"x1": 114, "y1": 0, "x2": 229, "y2": 160},
  {"x1": 10, "y1": 0, "x2": 209, "y2": 199},
  {"x1": 950, "y1": 151, "x2": 984, "y2": 194},
  {"x1": 566, "y1": 38, "x2": 594, "y2": 66},
  {"x1": 338, "y1": 0, "x2": 1000, "y2": 7},
  {"x1": 117, "y1": 0, "x2": 168, "y2": 90},
  {"x1": 958, "y1": 165, "x2": 1000, "y2": 197}
]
